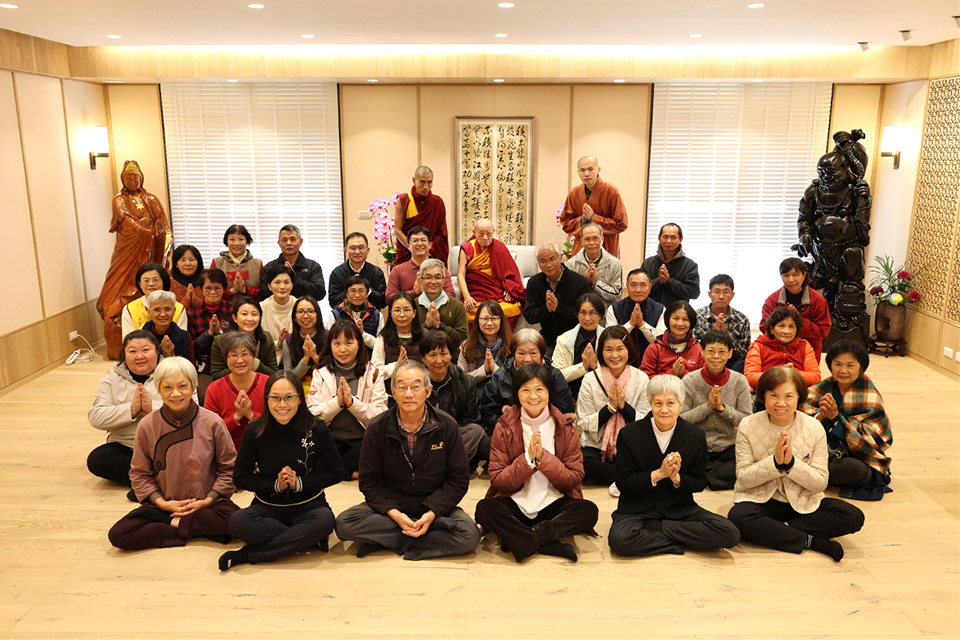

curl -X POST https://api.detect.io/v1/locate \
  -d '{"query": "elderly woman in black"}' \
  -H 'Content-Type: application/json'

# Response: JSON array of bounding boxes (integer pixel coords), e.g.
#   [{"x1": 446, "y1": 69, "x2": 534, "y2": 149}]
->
[{"x1": 220, "y1": 371, "x2": 343, "y2": 570}]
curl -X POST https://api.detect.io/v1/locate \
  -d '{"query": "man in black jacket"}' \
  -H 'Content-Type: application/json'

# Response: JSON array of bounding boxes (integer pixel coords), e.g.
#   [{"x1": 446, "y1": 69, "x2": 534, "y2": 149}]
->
[
  {"x1": 640, "y1": 223, "x2": 700, "y2": 308},
  {"x1": 327, "y1": 232, "x2": 387, "y2": 310},
  {"x1": 258, "y1": 225, "x2": 326, "y2": 302},
  {"x1": 420, "y1": 331, "x2": 484, "y2": 461},
  {"x1": 335, "y1": 360, "x2": 481, "y2": 560},
  {"x1": 608, "y1": 374, "x2": 740, "y2": 556},
  {"x1": 523, "y1": 241, "x2": 591, "y2": 350}
]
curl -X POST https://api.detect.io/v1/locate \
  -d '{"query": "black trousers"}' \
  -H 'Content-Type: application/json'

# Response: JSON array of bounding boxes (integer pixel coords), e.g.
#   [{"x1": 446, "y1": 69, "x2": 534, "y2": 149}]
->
[
  {"x1": 229, "y1": 499, "x2": 335, "y2": 564},
  {"x1": 87, "y1": 442, "x2": 133, "y2": 486},
  {"x1": 108, "y1": 499, "x2": 240, "y2": 550},
  {"x1": 608, "y1": 505, "x2": 740, "y2": 557},
  {"x1": 728, "y1": 498, "x2": 864, "y2": 554},
  {"x1": 475, "y1": 496, "x2": 598, "y2": 562},
  {"x1": 829, "y1": 458, "x2": 873, "y2": 488},
  {"x1": 581, "y1": 446, "x2": 617, "y2": 485},
  {"x1": 706, "y1": 446, "x2": 736, "y2": 491},
  {"x1": 334, "y1": 438, "x2": 363, "y2": 480}
]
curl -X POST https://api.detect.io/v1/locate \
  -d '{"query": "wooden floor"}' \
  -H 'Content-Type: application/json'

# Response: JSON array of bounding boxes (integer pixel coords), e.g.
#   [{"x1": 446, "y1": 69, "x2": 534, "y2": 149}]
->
[{"x1": 0, "y1": 349, "x2": 957, "y2": 640}]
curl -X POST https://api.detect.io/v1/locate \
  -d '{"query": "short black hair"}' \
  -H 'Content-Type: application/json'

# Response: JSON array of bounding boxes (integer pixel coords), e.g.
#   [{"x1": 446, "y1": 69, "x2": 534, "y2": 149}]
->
[
  {"x1": 408, "y1": 225, "x2": 432, "y2": 241},
  {"x1": 511, "y1": 363, "x2": 555, "y2": 407},
  {"x1": 420, "y1": 330, "x2": 454, "y2": 357},
  {"x1": 779, "y1": 257, "x2": 808, "y2": 276},
  {"x1": 170, "y1": 245, "x2": 203, "y2": 285},
  {"x1": 708, "y1": 274, "x2": 735, "y2": 290},
  {"x1": 223, "y1": 224, "x2": 253, "y2": 246},
  {"x1": 664, "y1": 300, "x2": 697, "y2": 332},
  {"x1": 343, "y1": 274, "x2": 370, "y2": 291},
  {"x1": 119, "y1": 329, "x2": 160, "y2": 363},
  {"x1": 596, "y1": 325, "x2": 637, "y2": 367},
  {"x1": 659, "y1": 222, "x2": 683, "y2": 239},
  {"x1": 256, "y1": 371, "x2": 313, "y2": 437},
  {"x1": 344, "y1": 231, "x2": 369, "y2": 247},
  {"x1": 700, "y1": 329, "x2": 734, "y2": 351},
  {"x1": 765, "y1": 306, "x2": 803, "y2": 337},
  {"x1": 574, "y1": 292, "x2": 606, "y2": 318},
  {"x1": 626, "y1": 267, "x2": 650, "y2": 283},
  {"x1": 264, "y1": 263, "x2": 297, "y2": 285},
  {"x1": 826, "y1": 339, "x2": 870, "y2": 374},
  {"x1": 135, "y1": 263, "x2": 170, "y2": 295},
  {"x1": 198, "y1": 268, "x2": 228, "y2": 289}
]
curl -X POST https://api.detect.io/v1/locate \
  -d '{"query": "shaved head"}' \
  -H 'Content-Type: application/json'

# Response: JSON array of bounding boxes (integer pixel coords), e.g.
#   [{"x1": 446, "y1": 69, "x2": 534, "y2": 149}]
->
[
  {"x1": 474, "y1": 218, "x2": 494, "y2": 247},
  {"x1": 577, "y1": 155, "x2": 599, "y2": 166},
  {"x1": 414, "y1": 166, "x2": 434, "y2": 179},
  {"x1": 577, "y1": 156, "x2": 600, "y2": 188}
]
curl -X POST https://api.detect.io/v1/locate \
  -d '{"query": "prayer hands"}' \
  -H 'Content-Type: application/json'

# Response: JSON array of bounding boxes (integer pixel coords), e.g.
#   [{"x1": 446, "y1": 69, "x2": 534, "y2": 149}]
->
[
  {"x1": 483, "y1": 349, "x2": 496, "y2": 375},
  {"x1": 528, "y1": 431, "x2": 543, "y2": 465},
  {"x1": 658, "y1": 264, "x2": 670, "y2": 284},
  {"x1": 160, "y1": 335, "x2": 175, "y2": 358},
  {"x1": 130, "y1": 383, "x2": 148, "y2": 417},
  {"x1": 581, "y1": 343, "x2": 598, "y2": 371},
  {"x1": 209, "y1": 314, "x2": 222, "y2": 336},
  {"x1": 714, "y1": 313, "x2": 726, "y2": 332},
  {"x1": 654, "y1": 452, "x2": 681, "y2": 483},
  {"x1": 302, "y1": 334, "x2": 318, "y2": 363},
  {"x1": 397, "y1": 346, "x2": 408, "y2": 364},
  {"x1": 819, "y1": 394, "x2": 839, "y2": 420},
  {"x1": 185, "y1": 284, "x2": 195, "y2": 305},
  {"x1": 774, "y1": 431, "x2": 793, "y2": 466},
  {"x1": 425, "y1": 303, "x2": 441, "y2": 329},
  {"x1": 582, "y1": 203, "x2": 595, "y2": 222},
  {"x1": 671, "y1": 357, "x2": 686, "y2": 377},
  {"x1": 708, "y1": 385, "x2": 725, "y2": 413},
  {"x1": 234, "y1": 390, "x2": 253, "y2": 423},
  {"x1": 667, "y1": 452, "x2": 682, "y2": 485},
  {"x1": 463, "y1": 293, "x2": 476, "y2": 313},
  {"x1": 233, "y1": 272, "x2": 246, "y2": 294},
  {"x1": 545, "y1": 290, "x2": 558, "y2": 313},
  {"x1": 608, "y1": 379, "x2": 625, "y2": 410},
  {"x1": 337, "y1": 376, "x2": 353, "y2": 408},
  {"x1": 630, "y1": 303, "x2": 644, "y2": 328},
  {"x1": 585, "y1": 263, "x2": 598, "y2": 286},
  {"x1": 413, "y1": 275, "x2": 423, "y2": 295}
]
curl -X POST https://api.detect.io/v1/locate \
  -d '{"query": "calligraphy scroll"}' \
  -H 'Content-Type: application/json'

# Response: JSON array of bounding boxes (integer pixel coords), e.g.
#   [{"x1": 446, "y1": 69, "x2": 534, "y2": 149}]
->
[{"x1": 456, "y1": 117, "x2": 533, "y2": 245}]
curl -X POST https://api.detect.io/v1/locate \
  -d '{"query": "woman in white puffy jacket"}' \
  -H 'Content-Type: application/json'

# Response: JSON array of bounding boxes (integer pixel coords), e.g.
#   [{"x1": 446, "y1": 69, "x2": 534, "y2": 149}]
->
[
  {"x1": 552, "y1": 293, "x2": 606, "y2": 399},
  {"x1": 306, "y1": 319, "x2": 387, "y2": 480},
  {"x1": 575, "y1": 325, "x2": 650, "y2": 495},
  {"x1": 727, "y1": 366, "x2": 864, "y2": 562}
]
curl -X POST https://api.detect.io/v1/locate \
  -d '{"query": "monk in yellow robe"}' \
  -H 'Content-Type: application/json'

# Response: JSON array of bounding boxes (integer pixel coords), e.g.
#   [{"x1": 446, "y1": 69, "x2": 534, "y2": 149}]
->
[{"x1": 457, "y1": 219, "x2": 525, "y2": 328}]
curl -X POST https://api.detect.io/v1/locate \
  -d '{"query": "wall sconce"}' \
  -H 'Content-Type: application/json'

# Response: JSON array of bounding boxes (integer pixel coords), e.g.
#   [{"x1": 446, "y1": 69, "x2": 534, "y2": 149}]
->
[
  {"x1": 87, "y1": 126, "x2": 110, "y2": 169},
  {"x1": 880, "y1": 125, "x2": 900, "y2": 170}
]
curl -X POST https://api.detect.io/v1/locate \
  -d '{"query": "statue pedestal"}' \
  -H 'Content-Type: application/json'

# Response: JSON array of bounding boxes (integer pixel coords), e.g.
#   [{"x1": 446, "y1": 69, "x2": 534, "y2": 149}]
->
[{"x1": 823, "y1": 316, "x2": 869, "y2": 354}]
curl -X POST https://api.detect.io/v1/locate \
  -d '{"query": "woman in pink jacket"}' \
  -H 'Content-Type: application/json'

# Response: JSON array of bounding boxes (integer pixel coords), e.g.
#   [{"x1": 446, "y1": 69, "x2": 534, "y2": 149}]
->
[
  {"x1": 640, "y1": 300, "x2": 705, "y2": 379},
  {"x1": 474, "y1": 363, "x2": 599, "y2": 563},
  {"x1": 744, "y1": 306, "x2": 821, "y2": 389}
]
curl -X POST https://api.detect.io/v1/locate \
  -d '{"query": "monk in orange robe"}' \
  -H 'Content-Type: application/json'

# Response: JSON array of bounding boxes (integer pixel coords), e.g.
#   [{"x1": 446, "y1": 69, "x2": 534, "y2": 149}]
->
[
  {"x1": 560, "y1": 155, "x2": 628, "y2": 258},
  {"x1": 457, "y1": 219, "x2": 525, "y2": 328},
  {"x1": 96, "y1": 160, "x2": 172, "y2": 359},
  {"x1": 394, "y1": 166, "x2": 449, "y2": 265}
]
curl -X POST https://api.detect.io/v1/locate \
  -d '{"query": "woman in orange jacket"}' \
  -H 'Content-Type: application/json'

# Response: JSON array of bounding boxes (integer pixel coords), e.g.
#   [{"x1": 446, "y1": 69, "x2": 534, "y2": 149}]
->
[{"x1": 744, "y1": 306, "x2": 821, "y2": 388}]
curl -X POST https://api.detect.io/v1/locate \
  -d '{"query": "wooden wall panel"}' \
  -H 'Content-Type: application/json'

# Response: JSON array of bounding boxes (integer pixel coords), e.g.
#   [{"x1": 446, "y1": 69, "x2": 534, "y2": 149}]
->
[
  {"x1": 904, "y1": 309, "x2": 941, "y2": 365},
  {"x1": 938, "y1": 323, "x2": 960, "y2": 375},
  {"x1": 0, "y1": 322, "x2": 50, "y2": 388},
  {"x1": 0, "y1": 28, "x2": 71, "y2": 76}
]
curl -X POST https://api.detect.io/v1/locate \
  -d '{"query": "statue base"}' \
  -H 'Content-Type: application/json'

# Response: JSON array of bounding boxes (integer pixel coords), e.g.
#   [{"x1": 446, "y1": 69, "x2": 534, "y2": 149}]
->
[{"x1": 823, "y1": 316, "x2": 869, "y2": 355}]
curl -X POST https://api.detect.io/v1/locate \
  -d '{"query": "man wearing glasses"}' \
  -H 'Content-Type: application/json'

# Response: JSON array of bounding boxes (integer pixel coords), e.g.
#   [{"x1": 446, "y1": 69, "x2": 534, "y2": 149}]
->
[
  {"x1": 457, "y1": 218, "x2": 526, "y2": 329},
  {"x1": 523, "y1": 242, "x2": 592, "y2": 351},
  {"x1": 335, "y1": 360, "x2": 480, "y2": 560},
  {"x1": 385, "y1": 227, "x2": 456, "y2": 304},
  {"x1": 416, "y1": 259, "x2": 468, "y2": 360},
  {"x1": 327, "y1": 232, "x2": 387, "y2": 310}
]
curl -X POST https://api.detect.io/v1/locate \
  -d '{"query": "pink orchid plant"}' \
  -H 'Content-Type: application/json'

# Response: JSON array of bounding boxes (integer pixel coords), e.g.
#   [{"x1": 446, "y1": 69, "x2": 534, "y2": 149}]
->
[{"x1": 370, "y1": 193, "x2": 403, "y2": 265}]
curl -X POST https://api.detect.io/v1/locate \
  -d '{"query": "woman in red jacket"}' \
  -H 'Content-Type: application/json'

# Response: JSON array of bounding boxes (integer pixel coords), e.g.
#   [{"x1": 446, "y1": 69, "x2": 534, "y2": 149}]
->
[
  {"x1": 640, "y1": 300, "x2": 705, "y2": 379},
  {"x1": 760, "y1": 258, "x2": 831, "y2": 361},
  {"x1": 474, "y1": 363, "x2": 599, "y2": 563},
  {"x1": 745, "y1": 306, "x2": 821, "y2": 388}
]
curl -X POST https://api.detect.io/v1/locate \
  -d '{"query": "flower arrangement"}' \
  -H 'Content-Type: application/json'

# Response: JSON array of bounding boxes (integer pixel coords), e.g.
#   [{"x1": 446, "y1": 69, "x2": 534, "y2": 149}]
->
[
  {"x1": 554, "y1": 203, "x2": 575, "y2": 260},
  {"x1": 370, "y1": 193, "x2": 402, "y2": 265},
  {"x1": 868, "y1": 255, "x2": 921, "y2": 306}
]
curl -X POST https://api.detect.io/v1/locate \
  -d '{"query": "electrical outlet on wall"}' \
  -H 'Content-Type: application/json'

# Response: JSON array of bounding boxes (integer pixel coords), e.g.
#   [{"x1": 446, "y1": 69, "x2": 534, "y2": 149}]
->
[
  {"x1": 944, "y1": 346, "x2": 955, "y2": 359},
  {"x1": 69, "y1": 331, "x2": 79, "y2": 342},
  {"x1": 358, "y1": 209, "x2": 373, "y2": 220},
  {"x1": 954, "y1": 351, "x2": 960, "y2": 363}
]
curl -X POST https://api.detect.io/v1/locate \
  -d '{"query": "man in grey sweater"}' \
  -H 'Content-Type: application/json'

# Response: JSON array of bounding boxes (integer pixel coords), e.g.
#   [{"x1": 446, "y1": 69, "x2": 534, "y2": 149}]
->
[{"x1": 679, "y1": 330, "x2": 753, "y2": 490}]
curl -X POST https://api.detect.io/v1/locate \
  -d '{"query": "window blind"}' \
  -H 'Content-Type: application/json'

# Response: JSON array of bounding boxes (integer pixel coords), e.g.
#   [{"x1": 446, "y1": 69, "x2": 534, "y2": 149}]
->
[
  {"x1": 646, "y1": 82, "x2": 833, "y2": 324},
  {"x1": 160, "y1": 82, "x2": 343, "y2": 310}
]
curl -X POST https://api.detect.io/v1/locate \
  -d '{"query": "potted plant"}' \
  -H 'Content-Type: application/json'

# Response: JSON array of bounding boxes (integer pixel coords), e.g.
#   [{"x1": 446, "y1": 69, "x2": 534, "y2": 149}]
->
[
  {"x1": 868, "y1": 255, "x2": 921, "y2": 342},
  {"x1": 370, "y1": 193, "x2": 402, "y2": 268}
]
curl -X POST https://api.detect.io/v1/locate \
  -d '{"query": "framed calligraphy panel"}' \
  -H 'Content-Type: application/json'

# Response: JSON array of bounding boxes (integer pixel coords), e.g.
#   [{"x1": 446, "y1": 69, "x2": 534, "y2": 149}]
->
[{"x1": 455, "y1": 117, "x2": 533, "y2": 245}]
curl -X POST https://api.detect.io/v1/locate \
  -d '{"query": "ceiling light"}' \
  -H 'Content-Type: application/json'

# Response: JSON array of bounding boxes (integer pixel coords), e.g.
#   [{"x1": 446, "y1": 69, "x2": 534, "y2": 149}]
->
[
  {"x1": 495, "y1": 33, "x2": 508, "y2": 38},
  {"x1": 498, "y1": 2, "x2": 515, "y2": 6},
  {"x1": 301, "y1": 34, "x2": 314, "y2": 39},
  {"x1": 752, "y1": 78, "x2": 764, "y2": 82},
  {"x1": 689, "y1": 33, "x2": 703, "y2": 38},
  {"x1": 900, "y1": 30, "x2": 912, "y2": 41},
  {"x1": 746, "y1": 3, "x2": 764, "y2": 7},
  {"x1": 859, "y1": 41, "x2": 869, "y2": 51},
  {"x1": 367, "y1": 79, "x2": 379, "y2": 82},
  {"x1": 0, "y1": 3, "x2": 19, "y2": 8},
  {"x1": 107, "y1": 34, "x2": 122, "y2": 39},
  {"x1": 227, "y1": 79, "x2": 239, "y2": 83},
  {"x1": 613, "y1": 79, "x2": 625, "y2": 83},
  {"x1": 247, "y1": 3, "x2": 264, "y2": 8}
]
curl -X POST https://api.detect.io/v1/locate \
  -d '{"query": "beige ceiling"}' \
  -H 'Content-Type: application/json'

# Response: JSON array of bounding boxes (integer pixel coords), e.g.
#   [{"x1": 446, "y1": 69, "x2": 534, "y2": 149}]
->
[{"x1": 1, "y1": 0, "x2": 957, "y2": 47}]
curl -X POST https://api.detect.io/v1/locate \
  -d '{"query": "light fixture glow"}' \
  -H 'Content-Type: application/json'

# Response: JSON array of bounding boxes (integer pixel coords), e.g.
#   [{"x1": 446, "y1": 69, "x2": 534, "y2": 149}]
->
[
  {"x1": 85, "y1": 126, "x2": 110, "y2": 170},
  {"x1": 880, "y1": 125, "x2": 901, "y2": 169},
  {"x1": 752, "y1": 78, "x2": 764, "y2": 82},
  {"x1": 367, "y1": 79, "x2": 379, "y2": 82},
  {"x1": 498, "y1": 2, "x2": 515, "y2": 6},
  {"x1": 495, "y1": 33, "x2": 508, "y2": 38},
  {"x1": 0, "y1": 4, "x2": 20, "y2": 8},
  {"x1": 301, "y1": 34, "x2": 314, "y2": 39},
  {"x1": 858, "y1": 41, "x2": 869, "y2": 51},
  {"x1": 227, "y1": 79, "x2": 239, "y2": 83},
  {"x1": 247, "y1": 3, "x2": 264, "y2": 8},
  {"x1": 613, "y1": 79, "x2": 625, "y2": 83},
  {"x1": 689, "y1": 33, "x2": 703, "y2": 38},
  {"x1": 493, "y1": 78, "x2": 505, "y2": 82},
  {"x1": 900, "y1": 30, "x2": 912, "y2": 41},
  {"x1": 107, "y1": 34, "x2": 122, "y2": 39},
  {"x1": 746, "y1": 3, "x2": 764, "y2": 7}
]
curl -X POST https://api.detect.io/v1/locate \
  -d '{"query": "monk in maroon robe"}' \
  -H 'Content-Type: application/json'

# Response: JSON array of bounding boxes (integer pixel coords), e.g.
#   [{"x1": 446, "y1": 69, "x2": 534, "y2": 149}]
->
[
  {"x1": 394, "y1": 166, "x2": 449, "y2": 265},
  {"x1": 560, "y1": 155, "x2": 628, "y2": 258},
  {"x1": 458, "y1": 219, "x2": 525, "y2": 328}
]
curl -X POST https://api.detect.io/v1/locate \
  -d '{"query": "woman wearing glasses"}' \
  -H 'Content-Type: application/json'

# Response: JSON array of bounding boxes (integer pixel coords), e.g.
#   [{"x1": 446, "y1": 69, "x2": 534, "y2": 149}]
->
[
  {"x1": 220, "y1": 370, "x2": 343, "y2": 570},
  {"x1": 552, "y1": 293, "x2": 606, "y2": 398},
  {"x1": 371, "y1": 292, "x2": 425, "y2": 381},
  {"x1": 282, "y1": 296, "x2": 328, "y2": 394}
]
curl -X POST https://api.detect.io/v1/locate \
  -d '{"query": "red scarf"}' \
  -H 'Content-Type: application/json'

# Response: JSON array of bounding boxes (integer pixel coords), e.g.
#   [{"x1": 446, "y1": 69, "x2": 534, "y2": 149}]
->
[{"x1": 700, "y1": 366, "x2": 730, "y2": 387}]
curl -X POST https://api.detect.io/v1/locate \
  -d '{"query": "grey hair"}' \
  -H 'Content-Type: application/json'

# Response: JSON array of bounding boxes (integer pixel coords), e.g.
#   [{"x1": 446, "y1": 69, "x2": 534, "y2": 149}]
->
[
  {"x1": 581, "y1": 222, "x2": 604, "y2": 237},
  {"x1": 393, "y1": 359, "x2": 432, "y2": 391},
  {"x1": 145, "y1": 289, "x2": 177, "y2": 309},
  {"x1": 512, "y1": 328, "x2": 546, "y2": 355},
  {"x1": 220, "y1": 331, "x2": 258, "y2": 357},
  {"x1": 646, "y1": 374, "x2": 686, "y2": 405},
  {"x1": 419, "y1": 258, "x2": 446, "y2": 275},
  {"x1": 536, "y1": 241, "x2": 562, "y2": 258},
  {"x1": 154, "y1": 356, "x2": 198, "y2": 392},
  {"x1": 278, "y1": 224, "x2": 302, "y2": 240}
]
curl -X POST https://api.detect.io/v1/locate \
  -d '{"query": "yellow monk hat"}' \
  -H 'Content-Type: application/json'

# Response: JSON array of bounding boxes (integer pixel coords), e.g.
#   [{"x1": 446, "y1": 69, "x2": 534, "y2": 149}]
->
[{"x1": 120, "y1": 160, "x2": 143, "y2": 177}]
